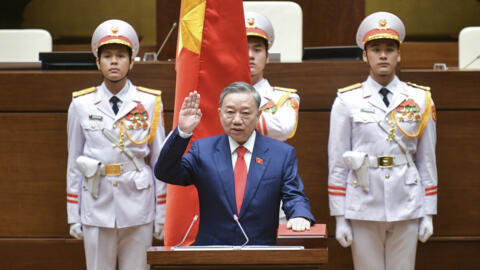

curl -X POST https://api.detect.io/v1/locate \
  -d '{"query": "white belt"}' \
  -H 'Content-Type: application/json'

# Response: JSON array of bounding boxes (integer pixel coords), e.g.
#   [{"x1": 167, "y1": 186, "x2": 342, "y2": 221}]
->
[
  {"x1": 367, "y1": 155, "x2": 409, "y2": 168},
  {"x1": 101, "y1": 159, "x2": 145, "y2": 176}
]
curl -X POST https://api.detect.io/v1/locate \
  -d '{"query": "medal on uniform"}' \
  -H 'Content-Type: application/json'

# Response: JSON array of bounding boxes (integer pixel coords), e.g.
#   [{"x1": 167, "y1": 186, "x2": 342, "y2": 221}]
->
[
  {"x1": 395, "y1": 99, "x2": 421, "y2": 122},
  {"x1": 125, "y1": 104, "x2": 149, "y2": 129},
  {"x1": 260, "y1": 100, "x2": 277, "y2": 113},
  {"x1": 117, "y1": 103, "x2": 152, "y2": 146}
]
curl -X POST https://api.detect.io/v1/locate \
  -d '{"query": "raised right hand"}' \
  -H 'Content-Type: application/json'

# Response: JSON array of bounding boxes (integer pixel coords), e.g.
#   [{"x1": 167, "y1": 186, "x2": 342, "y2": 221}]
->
[{"x1": 178, "y1": 91, "x2": 202, "y2": 134}]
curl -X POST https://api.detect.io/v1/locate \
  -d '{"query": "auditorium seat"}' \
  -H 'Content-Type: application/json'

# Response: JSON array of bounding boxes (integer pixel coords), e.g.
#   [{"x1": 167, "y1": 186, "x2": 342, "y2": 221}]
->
[
  {"x1": 458, "y1": 26, "x2": 480, "y2": 69},
  {"x1": 243, "y1": 1, "x2": 303, "y2": 63},
  {"x1": 0, "y1": 29, "x2": 52, "y2": 62}
]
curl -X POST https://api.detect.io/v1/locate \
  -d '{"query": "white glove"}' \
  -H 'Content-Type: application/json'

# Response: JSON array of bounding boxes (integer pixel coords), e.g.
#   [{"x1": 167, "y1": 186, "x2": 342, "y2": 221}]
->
[
  {"x1": 69, "y1": 223, "x2": 83, "y2": 240},
  {"x1": 418, "y1": 215, "x2": 433, "y2": 243},
  {"x1": 286, "y1": 217, "x2": 311, "y2": 231},
  {"x1": 335, "y1": 216, "x2": 353, "y2": 247},
  {"x1": 153, "y1": 222, "x2": 164, "y2": 240}
]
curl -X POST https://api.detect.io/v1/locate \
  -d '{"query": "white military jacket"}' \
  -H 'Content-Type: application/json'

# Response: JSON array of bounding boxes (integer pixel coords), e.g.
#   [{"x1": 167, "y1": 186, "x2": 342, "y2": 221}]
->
[
  {"x1": 66, "y1": 80, "x2": 166, "y2": 228},
  {"x1": 328, "y1": 76, "x2": 437, "y2": 222},
  {"x1": 253, "y1": 78, "x2": 300, "y2": 141}
]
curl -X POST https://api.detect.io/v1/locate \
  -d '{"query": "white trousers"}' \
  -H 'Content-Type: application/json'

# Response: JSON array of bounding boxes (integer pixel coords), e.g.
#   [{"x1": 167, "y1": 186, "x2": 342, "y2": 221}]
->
[
  {"x1": 351, "y1": 219, "x2": 419, "y2": 270},
  {"x1": 83, "y1": 222, "x2": 153, "y2": 270}
]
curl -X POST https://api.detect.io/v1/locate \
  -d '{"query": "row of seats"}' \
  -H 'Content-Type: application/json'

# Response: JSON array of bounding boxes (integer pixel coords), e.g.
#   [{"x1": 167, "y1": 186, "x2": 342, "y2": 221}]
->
[{"x1": 0, "y1": 1, "x2": 478, "y2": 68}]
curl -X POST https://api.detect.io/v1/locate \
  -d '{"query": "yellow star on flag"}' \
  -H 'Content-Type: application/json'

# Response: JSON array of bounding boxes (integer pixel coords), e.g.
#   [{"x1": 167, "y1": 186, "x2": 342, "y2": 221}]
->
[{"x1": 178, "y1": 0, "x2": 206, "y2": 56}]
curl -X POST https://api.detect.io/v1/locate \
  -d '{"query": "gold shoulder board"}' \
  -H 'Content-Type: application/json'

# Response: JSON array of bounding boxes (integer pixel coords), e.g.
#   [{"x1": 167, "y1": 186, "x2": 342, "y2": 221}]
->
[
  {"x1": 73, "y1": 87, "x2": 96, "y2": 98},
  {"x1": 273, "y1": 86, "x2": 297, "y2": 93},
  {"x1": 338, "y1": 83, "x2": 362, "y2": 93},
  {"x1": 407, "y1": 82, "x2": 431, "y2": 91},
  {"x1": 137, "y1": 86, "x2": 162, "y2": 96}
]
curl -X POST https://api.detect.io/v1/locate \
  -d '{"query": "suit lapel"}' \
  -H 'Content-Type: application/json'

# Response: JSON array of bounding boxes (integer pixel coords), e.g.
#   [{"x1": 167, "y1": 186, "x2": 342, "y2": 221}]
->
[
  {"x1": 239, "y1": 133, "x2": 268, "y2": 217},
  {"x1": 215, "y1": 135, "x2": 237, "y2": 215}
]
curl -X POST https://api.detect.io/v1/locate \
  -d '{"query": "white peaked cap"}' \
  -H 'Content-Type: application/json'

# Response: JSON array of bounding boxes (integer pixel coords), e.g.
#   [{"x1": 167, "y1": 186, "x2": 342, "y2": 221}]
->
[
  {"x1": 245, "y1": 11, "x2": 275, "y2": 49},
  {"x1": 356, "y1": 11, "x2": 405, "y2": 50},
  {"x1": 91, "y1": 19, "x2": 140, "y2": 58}
]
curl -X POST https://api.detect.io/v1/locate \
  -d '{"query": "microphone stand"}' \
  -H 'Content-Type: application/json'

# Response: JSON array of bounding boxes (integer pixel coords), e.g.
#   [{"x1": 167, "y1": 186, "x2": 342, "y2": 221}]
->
[
  {"x1": 171, "y1": 214, "x2": 198, "y2": 249},
  {"x1": 233, "y1": 214, "x2": 249, "y2": 248},
  {"x1": 156, "y1": 22, "x2": 178, "y2": 60}
]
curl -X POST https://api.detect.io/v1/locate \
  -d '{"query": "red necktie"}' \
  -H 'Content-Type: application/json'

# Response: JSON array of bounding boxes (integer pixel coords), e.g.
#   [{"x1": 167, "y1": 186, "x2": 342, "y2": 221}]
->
[{"x1": 234, "y1": 146, "x2": 247, "y2": 214}]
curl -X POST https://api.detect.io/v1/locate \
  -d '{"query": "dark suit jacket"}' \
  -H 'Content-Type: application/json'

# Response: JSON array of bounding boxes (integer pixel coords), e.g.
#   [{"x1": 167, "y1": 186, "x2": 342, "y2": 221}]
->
[{"x1": 155, "y1": 128, "x2": 315, "y2": 245}]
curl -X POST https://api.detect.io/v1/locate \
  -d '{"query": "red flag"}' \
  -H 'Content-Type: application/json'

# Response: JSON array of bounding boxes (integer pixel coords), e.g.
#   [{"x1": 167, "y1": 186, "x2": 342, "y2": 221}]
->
[{"x1": 164, "y1": 0, "x2": 251, "y2": 246}]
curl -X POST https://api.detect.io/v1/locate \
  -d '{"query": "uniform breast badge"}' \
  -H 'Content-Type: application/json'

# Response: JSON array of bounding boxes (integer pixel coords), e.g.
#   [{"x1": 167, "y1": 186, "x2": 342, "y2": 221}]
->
[
  {"x1": 391, "y1": 92, "x2": 433, "y2": 139},
  {"x1": 118, "y1": 103, "x2": 152, "y2": 146},
  {"x1": 395, "y1": 99, "x2": 421, "y2": 122},
  {"x1": 125, "y1": 104, "x2": 149, "y2": 130},
  {"x1": 260, "y1": 100, "x2": 277, "y2": 114}
]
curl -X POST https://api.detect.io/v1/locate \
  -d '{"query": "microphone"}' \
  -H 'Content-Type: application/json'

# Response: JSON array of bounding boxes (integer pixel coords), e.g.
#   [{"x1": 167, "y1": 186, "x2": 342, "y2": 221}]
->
[
  {"x1": 156, "y1": 22, "x2": 178, "y2": 59},
  {"x1": 172, "y1": 214, "x2": 198, "y2": 249},
  {"x1": 462, "y1": 54, "x2": 480, "y2": 69},
  {"x1": 233, "y1": 214, "x2": 249, "y2": 247}
]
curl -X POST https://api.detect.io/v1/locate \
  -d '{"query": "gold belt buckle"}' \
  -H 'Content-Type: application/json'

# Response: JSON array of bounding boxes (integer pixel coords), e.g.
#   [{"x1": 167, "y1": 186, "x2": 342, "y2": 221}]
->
[
  {"x1": 105, "y1": 164, "x2": 121, "y2": 176},
  {"x1": 377, "y1": 156, "x2": 394, "y2": 168}
]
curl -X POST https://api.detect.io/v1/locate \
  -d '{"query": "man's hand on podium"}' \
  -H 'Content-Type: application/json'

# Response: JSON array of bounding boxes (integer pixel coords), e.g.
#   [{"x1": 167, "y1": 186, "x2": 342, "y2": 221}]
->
[
  {"x1": 69, "y1": 223, "x2": 83, "y2": 240},
  {"x1": 153, "y1": 222, "x2": 164, "y2": 240},
  {"x1": 286, "y1": 217, "x2": 311, "y2": 231}
]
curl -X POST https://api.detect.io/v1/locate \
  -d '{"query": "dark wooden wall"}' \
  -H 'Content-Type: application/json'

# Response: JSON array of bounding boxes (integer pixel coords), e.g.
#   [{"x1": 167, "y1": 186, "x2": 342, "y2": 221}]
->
[
  {"x1": 0, "y1": 62, "x2": 479, "y2": 269},
  {"x1": 156, "y1": 0, "x2": 365, "y2": 60}
]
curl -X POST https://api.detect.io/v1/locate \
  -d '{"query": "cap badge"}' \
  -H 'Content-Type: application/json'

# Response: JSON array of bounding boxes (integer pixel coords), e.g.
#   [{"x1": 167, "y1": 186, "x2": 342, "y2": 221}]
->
[
  {"x1": 377, "y1": 18, "x2": 388, "y2": 29},
  {"x1": 247, "y1": 18, "x2": 255, "y2": 27},
  {"x1": 110, "y1": 25, "x2": 119, "y2": 35}
]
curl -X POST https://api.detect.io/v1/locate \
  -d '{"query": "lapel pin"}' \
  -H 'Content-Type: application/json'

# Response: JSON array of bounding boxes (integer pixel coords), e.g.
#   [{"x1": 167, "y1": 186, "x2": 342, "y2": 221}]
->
[{"x1": 256, "y1": 157, "x2": 263, "y2": 165}]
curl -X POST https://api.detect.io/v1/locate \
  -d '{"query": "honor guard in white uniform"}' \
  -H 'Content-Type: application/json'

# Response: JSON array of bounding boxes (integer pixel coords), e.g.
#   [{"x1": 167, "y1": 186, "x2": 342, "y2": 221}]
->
[
  {"x1": 245, "y1": 12, "x2": 300, "y2": 224},
  {"x1": 328, "y1": 12, "x2": 438, "y2": 270},
  {"x1": 66, "y1": 19, "x2": 166, "y2": 270},
  {"x1": 245, "y1": 11, "x2": 300, "y2": 142}
]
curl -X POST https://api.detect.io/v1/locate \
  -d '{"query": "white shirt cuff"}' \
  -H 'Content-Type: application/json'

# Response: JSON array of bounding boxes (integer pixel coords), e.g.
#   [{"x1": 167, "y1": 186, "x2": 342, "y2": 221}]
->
[{"x1": 178, "y1": 128, "x2": 192, "y2": 139}]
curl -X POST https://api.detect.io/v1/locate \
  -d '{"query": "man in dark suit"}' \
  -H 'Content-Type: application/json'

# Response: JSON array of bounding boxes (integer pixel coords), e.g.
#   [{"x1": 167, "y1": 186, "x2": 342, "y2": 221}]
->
[{"x1": 155, "y1": 81, "x2": 314, "y2": 245}]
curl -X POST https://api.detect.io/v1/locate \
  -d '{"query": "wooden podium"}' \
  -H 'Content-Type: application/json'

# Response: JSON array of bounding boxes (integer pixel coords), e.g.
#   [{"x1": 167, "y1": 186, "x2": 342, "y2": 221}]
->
[{"x1": 147, "y1": 224, "x2": 328, "y2": 269}]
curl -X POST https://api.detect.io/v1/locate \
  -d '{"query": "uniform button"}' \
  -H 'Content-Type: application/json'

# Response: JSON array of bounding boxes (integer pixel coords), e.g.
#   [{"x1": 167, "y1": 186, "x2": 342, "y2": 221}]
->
[
  {"x1": 113, "y1": 182, "x2": 118, "y2": 187},
  {"x1": 385, "y1": 174, "x2": 390, "y2": 179},
  {"x1": 113, "y1": 124, "x2": 117, "y2": 129},
  {"x1": 91, "y1": 124, "x2": 95, "y2": 128},
  {"x1": 353, "y1": 180, "x2": 357, "y2": 187},
  {"x1": 414, "y1": 178, "x2": 418, "y2": 183},
  {"x1": 148, "y1": 184, "x2": 151, "y2": 188},
  {"x1": 82, "y1": 185, "x2": 86, "y2": 189}
]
